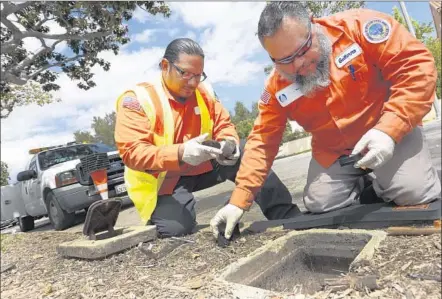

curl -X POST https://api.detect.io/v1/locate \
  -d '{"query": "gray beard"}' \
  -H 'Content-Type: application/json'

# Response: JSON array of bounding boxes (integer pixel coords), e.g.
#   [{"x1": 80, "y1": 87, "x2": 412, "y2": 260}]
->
[{"x1": 279, "y1": 27, "x2": 332, "y2": 97}]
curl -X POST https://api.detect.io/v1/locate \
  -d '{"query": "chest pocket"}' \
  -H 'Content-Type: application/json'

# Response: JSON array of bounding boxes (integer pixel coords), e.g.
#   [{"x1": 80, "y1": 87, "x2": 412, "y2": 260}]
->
[{"x1": 338, "y1": 55, "x2": 372, "y2": 106}]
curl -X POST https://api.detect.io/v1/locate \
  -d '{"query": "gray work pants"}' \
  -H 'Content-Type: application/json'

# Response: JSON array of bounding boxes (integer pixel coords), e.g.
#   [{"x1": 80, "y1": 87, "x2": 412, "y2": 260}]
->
[
  {"x1": 303, "y1": 127, "x2": 441, "y2": 213},
  {"x1": 150, "y1": 141, "x2": 301, "y2": 237}
]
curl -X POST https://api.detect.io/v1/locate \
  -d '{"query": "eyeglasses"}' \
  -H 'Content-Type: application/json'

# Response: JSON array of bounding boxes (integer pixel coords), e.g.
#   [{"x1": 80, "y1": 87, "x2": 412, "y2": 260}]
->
[
  {"x1": 171, "y1": 63, "x2": 207, "y2": 82},
  {"x1": 270, "y1": 29, "x2": 312, "y2": 65}
]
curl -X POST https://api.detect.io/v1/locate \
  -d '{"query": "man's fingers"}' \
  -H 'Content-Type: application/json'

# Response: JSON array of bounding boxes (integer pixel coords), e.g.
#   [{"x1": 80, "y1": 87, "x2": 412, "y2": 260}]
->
[
  {"x1": 195, "y1": 133, "x2": 209, "y2": 143},
  {"x1": 210, "y1": 217, "x2": 220, "y2": 239},
  {"x1": 355, "y1": 150, "x2": 377, "y2": 169},
  {"x1": 199, "y1": 145, "x2": 223, "y2": 155},
  {"x1": 224, "y1": 220, "x2": 236, "y2": 239},
  {"x1": 352, "y1": 137, "x2": 369, "y2": 155}
]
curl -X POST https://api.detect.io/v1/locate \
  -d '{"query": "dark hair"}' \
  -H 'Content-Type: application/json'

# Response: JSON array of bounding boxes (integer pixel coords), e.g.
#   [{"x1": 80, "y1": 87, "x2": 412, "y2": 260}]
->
[
  {"x1": 163, "y1": 38, "x2": 205, "y2": 64},
  {"x1": 257, "y1": 2, "x2": 310, "y2": 45}
]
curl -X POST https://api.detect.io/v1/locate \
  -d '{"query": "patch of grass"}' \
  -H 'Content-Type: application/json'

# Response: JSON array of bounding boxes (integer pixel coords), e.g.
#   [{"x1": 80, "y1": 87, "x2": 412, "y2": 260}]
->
[{"x1": 1, "y1": 234, "x2": 24, "y2": 252}]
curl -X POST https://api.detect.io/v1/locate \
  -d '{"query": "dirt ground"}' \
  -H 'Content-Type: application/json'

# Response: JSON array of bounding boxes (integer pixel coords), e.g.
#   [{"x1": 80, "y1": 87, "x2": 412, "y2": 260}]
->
[{"x1": 1, "y1": 225, "x2": 440, "y2": 299}]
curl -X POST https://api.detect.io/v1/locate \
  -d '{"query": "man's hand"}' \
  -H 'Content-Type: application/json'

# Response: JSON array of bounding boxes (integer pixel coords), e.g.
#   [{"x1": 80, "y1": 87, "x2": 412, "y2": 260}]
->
[
  {"x1": 210, "y1": 204, "x2": 244, "y2": 239},
  {"x1": 352, "y1": 128, "x2": 395, "y2": 169},
  {"x1": 216, "y1": 138, "x2": 240, "y2": 166},
  {"x1": 180, "y1": 133, "x2": 223, "y2": 166}
]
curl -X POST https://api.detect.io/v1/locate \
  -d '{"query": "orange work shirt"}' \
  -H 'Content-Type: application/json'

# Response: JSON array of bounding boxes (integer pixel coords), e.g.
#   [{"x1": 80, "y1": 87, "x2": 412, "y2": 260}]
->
[
  {"x1": 231, "y1": 8, "x2": 438, "y2": 210},
  {"x1": 114, "y1": 77, "x2": 239, "y2": 195}
]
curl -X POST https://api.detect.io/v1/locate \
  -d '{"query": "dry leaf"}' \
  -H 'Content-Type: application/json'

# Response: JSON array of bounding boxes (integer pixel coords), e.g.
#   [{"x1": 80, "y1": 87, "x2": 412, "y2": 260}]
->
[
  {"x1": 401, "y1": 261, "x2": 413, "y2": 271},
  {"x1": 185, "y1": 277, "x2": 203, "y2": 289},
  {"x1": 44, "y1": 284, "x2": 53, "y2": 295},
  {"x1": 392, "y1": 283, "x2": 404, "y2": 294}
]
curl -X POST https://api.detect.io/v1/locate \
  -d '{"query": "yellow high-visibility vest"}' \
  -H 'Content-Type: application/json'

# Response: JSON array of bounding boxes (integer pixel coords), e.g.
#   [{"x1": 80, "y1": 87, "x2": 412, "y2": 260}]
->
[{"x1": 115, "y1": 76, "x2": 214, "y2": 223}]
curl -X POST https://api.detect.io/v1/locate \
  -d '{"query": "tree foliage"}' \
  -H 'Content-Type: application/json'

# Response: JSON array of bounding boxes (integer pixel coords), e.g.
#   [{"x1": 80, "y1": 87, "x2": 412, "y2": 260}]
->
[
  {"x1": 1, "y1": 1, "x2": 170, "y2": 116},
  {"x1": 306, "y1": 1, "x2": 366, "y2": 18},
  {"x1": 1, "y1": 81, "x2": 60, "y2": 118},
  {"x1": 74, "y1": 112, "x2": 116, "y2": 146},
  {"x1": 1, "y1": 161, "x2": 10, "y2": 186},
  {"x1": 230, "y1": 103, "x2": 310, "y2": 144}
]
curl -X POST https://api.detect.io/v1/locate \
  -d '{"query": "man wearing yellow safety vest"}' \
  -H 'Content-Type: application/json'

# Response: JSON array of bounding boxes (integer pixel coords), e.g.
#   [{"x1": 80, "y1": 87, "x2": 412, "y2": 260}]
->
[{"x1": 115, "y1": 38, "x2": 301, "y2": 238}]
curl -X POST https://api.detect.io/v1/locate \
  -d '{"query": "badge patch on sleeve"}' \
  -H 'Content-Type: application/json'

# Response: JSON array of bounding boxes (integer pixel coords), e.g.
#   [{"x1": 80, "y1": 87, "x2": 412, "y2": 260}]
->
[
  {"x1": 122, "y1": 96, "x2": 141, "y2": 111},
  {"x1": 363, "y1": 18, "x2": 391, "y2": 44},
  {"x1": 260, "y1": 89, "x2": 272, "y2": 105}
]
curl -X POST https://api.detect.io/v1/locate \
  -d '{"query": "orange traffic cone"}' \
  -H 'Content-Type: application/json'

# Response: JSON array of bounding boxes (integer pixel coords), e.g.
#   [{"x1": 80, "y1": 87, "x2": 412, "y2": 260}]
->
[{"x1": 90, "y1": 168, "x2": 108, "y2": 200}]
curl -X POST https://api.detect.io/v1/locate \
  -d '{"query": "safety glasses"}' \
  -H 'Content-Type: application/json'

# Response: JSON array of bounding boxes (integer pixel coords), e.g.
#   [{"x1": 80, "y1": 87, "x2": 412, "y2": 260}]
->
[
  {"x1": 270, "y1": 29, "x2": 313, "y2": 65},
  {"x1": 171, "y1": 63, "x2": 207, "y2": 82}
]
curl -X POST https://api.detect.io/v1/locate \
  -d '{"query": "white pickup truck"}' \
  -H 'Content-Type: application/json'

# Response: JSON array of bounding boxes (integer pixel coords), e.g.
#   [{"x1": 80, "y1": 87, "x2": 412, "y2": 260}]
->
[{"x1": 3, "y1": 142, "x2": 130, "y2": 232}]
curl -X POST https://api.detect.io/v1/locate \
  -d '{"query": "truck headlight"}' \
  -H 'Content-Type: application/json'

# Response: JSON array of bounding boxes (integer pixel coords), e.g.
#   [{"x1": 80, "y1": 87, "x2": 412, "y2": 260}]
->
[{"x1": 55, "y1": 170, "x2": 78, "y2": 188}]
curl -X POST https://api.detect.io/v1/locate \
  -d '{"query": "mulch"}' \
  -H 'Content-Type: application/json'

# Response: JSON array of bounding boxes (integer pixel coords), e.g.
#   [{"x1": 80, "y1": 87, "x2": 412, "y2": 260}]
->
[{"x1": 1, "y1": 226, "x2": 440, "y2": 299}]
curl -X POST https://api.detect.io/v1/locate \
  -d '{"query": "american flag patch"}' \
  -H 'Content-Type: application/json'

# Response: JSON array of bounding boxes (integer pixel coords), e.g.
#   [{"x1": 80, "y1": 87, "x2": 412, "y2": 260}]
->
[
  {"x1": 122, "y1": 96, "x2": 141, "y2": 111},
  {"x1": 260, "y1": 89, "x2": 272, "y2": 105}
]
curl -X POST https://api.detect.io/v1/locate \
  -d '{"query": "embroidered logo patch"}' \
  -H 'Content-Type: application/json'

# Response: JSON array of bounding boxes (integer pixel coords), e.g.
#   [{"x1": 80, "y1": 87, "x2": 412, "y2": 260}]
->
[
  {"x1": 122, "y1": 96, "x2": 141, "y2": 111},
  {"x1": 260, "y1": 89, "x2": 272, "y2": 105},
  {"x1": 335, "y1": 43, "x2": 363, "y2": 68},
  {"x1": 363, "y1": 18, "x2": 391, "y2": 44}
]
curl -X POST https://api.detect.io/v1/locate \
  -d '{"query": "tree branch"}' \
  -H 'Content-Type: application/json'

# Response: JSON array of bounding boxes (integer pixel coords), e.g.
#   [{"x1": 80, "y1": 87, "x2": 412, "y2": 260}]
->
[
  {"x1": 0, "y1": 71, "x2": 27, "y2": 86},
  {"x1": 20, "y1": 29, "x2": 112, "y2": 41},
  {"x1": 1, "y1": 2, "x2": 34, "y2": 16},
  {"x1": 12, "y1": 45, "x2": 52, "y2": 73},
  {"x1": 25, "y1": 54, "x2": 84, "y2": 80}
]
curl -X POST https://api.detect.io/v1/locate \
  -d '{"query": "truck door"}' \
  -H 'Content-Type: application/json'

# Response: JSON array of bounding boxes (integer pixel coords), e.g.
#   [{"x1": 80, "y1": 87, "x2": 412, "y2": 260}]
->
[{"x1": 22, "y1": 156, "x2": 46, "y2": 216}]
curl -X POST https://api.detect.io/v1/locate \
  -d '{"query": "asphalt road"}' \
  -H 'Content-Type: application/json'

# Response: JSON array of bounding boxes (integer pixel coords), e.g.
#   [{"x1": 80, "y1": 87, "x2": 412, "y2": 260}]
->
[{"x1": 4, "y1": 121, "x2": 441, "y2": 234}]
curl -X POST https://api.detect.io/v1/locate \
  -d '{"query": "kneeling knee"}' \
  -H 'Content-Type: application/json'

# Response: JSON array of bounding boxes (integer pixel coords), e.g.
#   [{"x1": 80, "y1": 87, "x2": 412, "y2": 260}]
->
[
  {"x1": 391, "y1": 178, "x2": 441, "y2": 206},
  {"x1": 155, "y1": 219, "x2": 195, "y2": 238}
]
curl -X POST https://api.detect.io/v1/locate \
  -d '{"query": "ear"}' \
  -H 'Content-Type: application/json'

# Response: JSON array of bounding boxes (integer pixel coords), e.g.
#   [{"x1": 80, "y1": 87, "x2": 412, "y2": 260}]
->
[{"x1": 160, "y1": 58, "x2": 169, "y2": 72}]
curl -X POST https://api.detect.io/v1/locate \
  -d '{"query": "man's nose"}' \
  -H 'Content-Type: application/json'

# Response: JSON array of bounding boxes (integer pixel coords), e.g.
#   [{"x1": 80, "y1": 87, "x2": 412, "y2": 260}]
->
[
  {"x1": 298, "y1": 61, "x2": 316, "y2": 76},
  {"x1": 187, "y1": 76, "x2": 199, "y2": 87}
]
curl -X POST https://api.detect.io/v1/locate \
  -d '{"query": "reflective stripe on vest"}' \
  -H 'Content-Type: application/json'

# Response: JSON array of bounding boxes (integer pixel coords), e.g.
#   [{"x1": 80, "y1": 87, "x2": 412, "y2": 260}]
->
[{"x1": 116, "y1": 77, "x2": 214, "y2": 223}]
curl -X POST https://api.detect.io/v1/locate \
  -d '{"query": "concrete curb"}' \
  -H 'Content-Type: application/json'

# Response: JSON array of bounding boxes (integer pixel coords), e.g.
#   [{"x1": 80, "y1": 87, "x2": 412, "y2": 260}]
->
[
  {"x1": 215, "y1": 229, "x2": 387, "y2": 299},
  {"x1": 56, "y1": 225, "x2": 157, "y2": 260}
]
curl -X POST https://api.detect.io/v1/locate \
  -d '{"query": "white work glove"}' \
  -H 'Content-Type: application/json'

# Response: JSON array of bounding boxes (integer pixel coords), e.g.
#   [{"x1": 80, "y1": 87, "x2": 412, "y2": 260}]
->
[
  {"x1": 352, "y1": 128, "x2": 395, "y2": 170},
  {"x1": 182, "y1": 133, "x2": 223, "y2": 166},
  {"x1": 215, "y1": 138, "x2": 240, "y2": 166},
  {"x1": 210, "y1": 204, "x2": 244, "y2": 239}
]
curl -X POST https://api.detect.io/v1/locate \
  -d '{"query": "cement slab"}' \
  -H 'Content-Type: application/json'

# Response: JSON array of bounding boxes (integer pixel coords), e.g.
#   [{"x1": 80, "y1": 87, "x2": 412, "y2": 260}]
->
[
  {"x1": 56, "y1": 225, "x2": 157, "y2": 260},
  {"x1": 215, "y1": 229, "x2": 387, "y2": 299}
]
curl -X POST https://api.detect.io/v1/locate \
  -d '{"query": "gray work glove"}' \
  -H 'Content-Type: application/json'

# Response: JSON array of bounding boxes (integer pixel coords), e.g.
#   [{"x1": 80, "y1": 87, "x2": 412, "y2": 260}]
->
[
  {"x1": 215, "y1": 138, "x2": 240, "y2": 166},
  {"x1": 182, "y1": 133, "x2": 223, "y2": 166}
]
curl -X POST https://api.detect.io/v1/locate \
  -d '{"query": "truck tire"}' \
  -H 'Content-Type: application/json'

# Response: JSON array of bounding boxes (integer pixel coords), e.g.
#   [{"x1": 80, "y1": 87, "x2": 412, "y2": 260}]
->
[
  {"x1": 19, "y1": 216, "x2": 34, "y2": 232},
  {"x1": 46, "y1": 192, "x2": 76, "y2": 231}
]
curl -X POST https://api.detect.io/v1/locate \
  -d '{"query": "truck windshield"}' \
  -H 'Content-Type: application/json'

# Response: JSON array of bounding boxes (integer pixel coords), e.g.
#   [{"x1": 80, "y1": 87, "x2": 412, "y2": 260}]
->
[{"x1": 38, "y1": 144, "x2": 116, "y2": 171}]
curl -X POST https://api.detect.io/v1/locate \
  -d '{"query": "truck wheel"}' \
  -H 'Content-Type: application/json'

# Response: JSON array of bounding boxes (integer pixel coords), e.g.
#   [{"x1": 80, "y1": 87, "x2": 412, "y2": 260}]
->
[
  {"x1": 46, "y1": 192, "x2": 76, "y2": 231},
  {"x1": 19, "y1": 216, "x2": 35, "y2": 232}
]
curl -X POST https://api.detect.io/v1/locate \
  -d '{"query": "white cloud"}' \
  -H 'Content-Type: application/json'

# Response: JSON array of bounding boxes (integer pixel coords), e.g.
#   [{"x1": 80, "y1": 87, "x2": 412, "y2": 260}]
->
[
  {"x1": 170, "y1": 2, "x2": 267, "y2": 86},
  {"x1": 132, "y1": 29, "x2": 156, "y2": 44},
  {"x1": 183, "y1": 30, "x2": 197, "y2": 41}
]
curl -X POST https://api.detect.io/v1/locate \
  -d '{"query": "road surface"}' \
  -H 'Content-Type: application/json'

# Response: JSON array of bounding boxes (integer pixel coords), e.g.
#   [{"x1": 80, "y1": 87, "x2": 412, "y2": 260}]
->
[{"x1": 3, "y1": 121, "x2": 441, "y2": 234}]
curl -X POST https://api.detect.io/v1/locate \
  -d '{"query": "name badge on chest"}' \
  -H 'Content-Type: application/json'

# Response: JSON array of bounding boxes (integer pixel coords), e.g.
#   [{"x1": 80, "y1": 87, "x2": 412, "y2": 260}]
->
[
  {"x1": 275, "y1": 83, "x2": 304, "y2": 107},
  {"x1": 335, "y1": 43, "x2": 363, "y2": 68}
]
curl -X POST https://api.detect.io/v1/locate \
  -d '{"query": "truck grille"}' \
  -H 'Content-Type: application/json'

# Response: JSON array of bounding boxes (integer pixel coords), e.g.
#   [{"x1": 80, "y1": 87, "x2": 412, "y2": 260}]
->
[{"x1": 76, "y1": 153, "x2": 125, "y2": 186}]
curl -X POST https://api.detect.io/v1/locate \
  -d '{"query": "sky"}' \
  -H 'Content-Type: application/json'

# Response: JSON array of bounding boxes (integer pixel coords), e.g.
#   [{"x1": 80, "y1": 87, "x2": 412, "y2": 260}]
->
[{"x1": 1, "y1": 1, "x2": 438, "y2": 183}]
